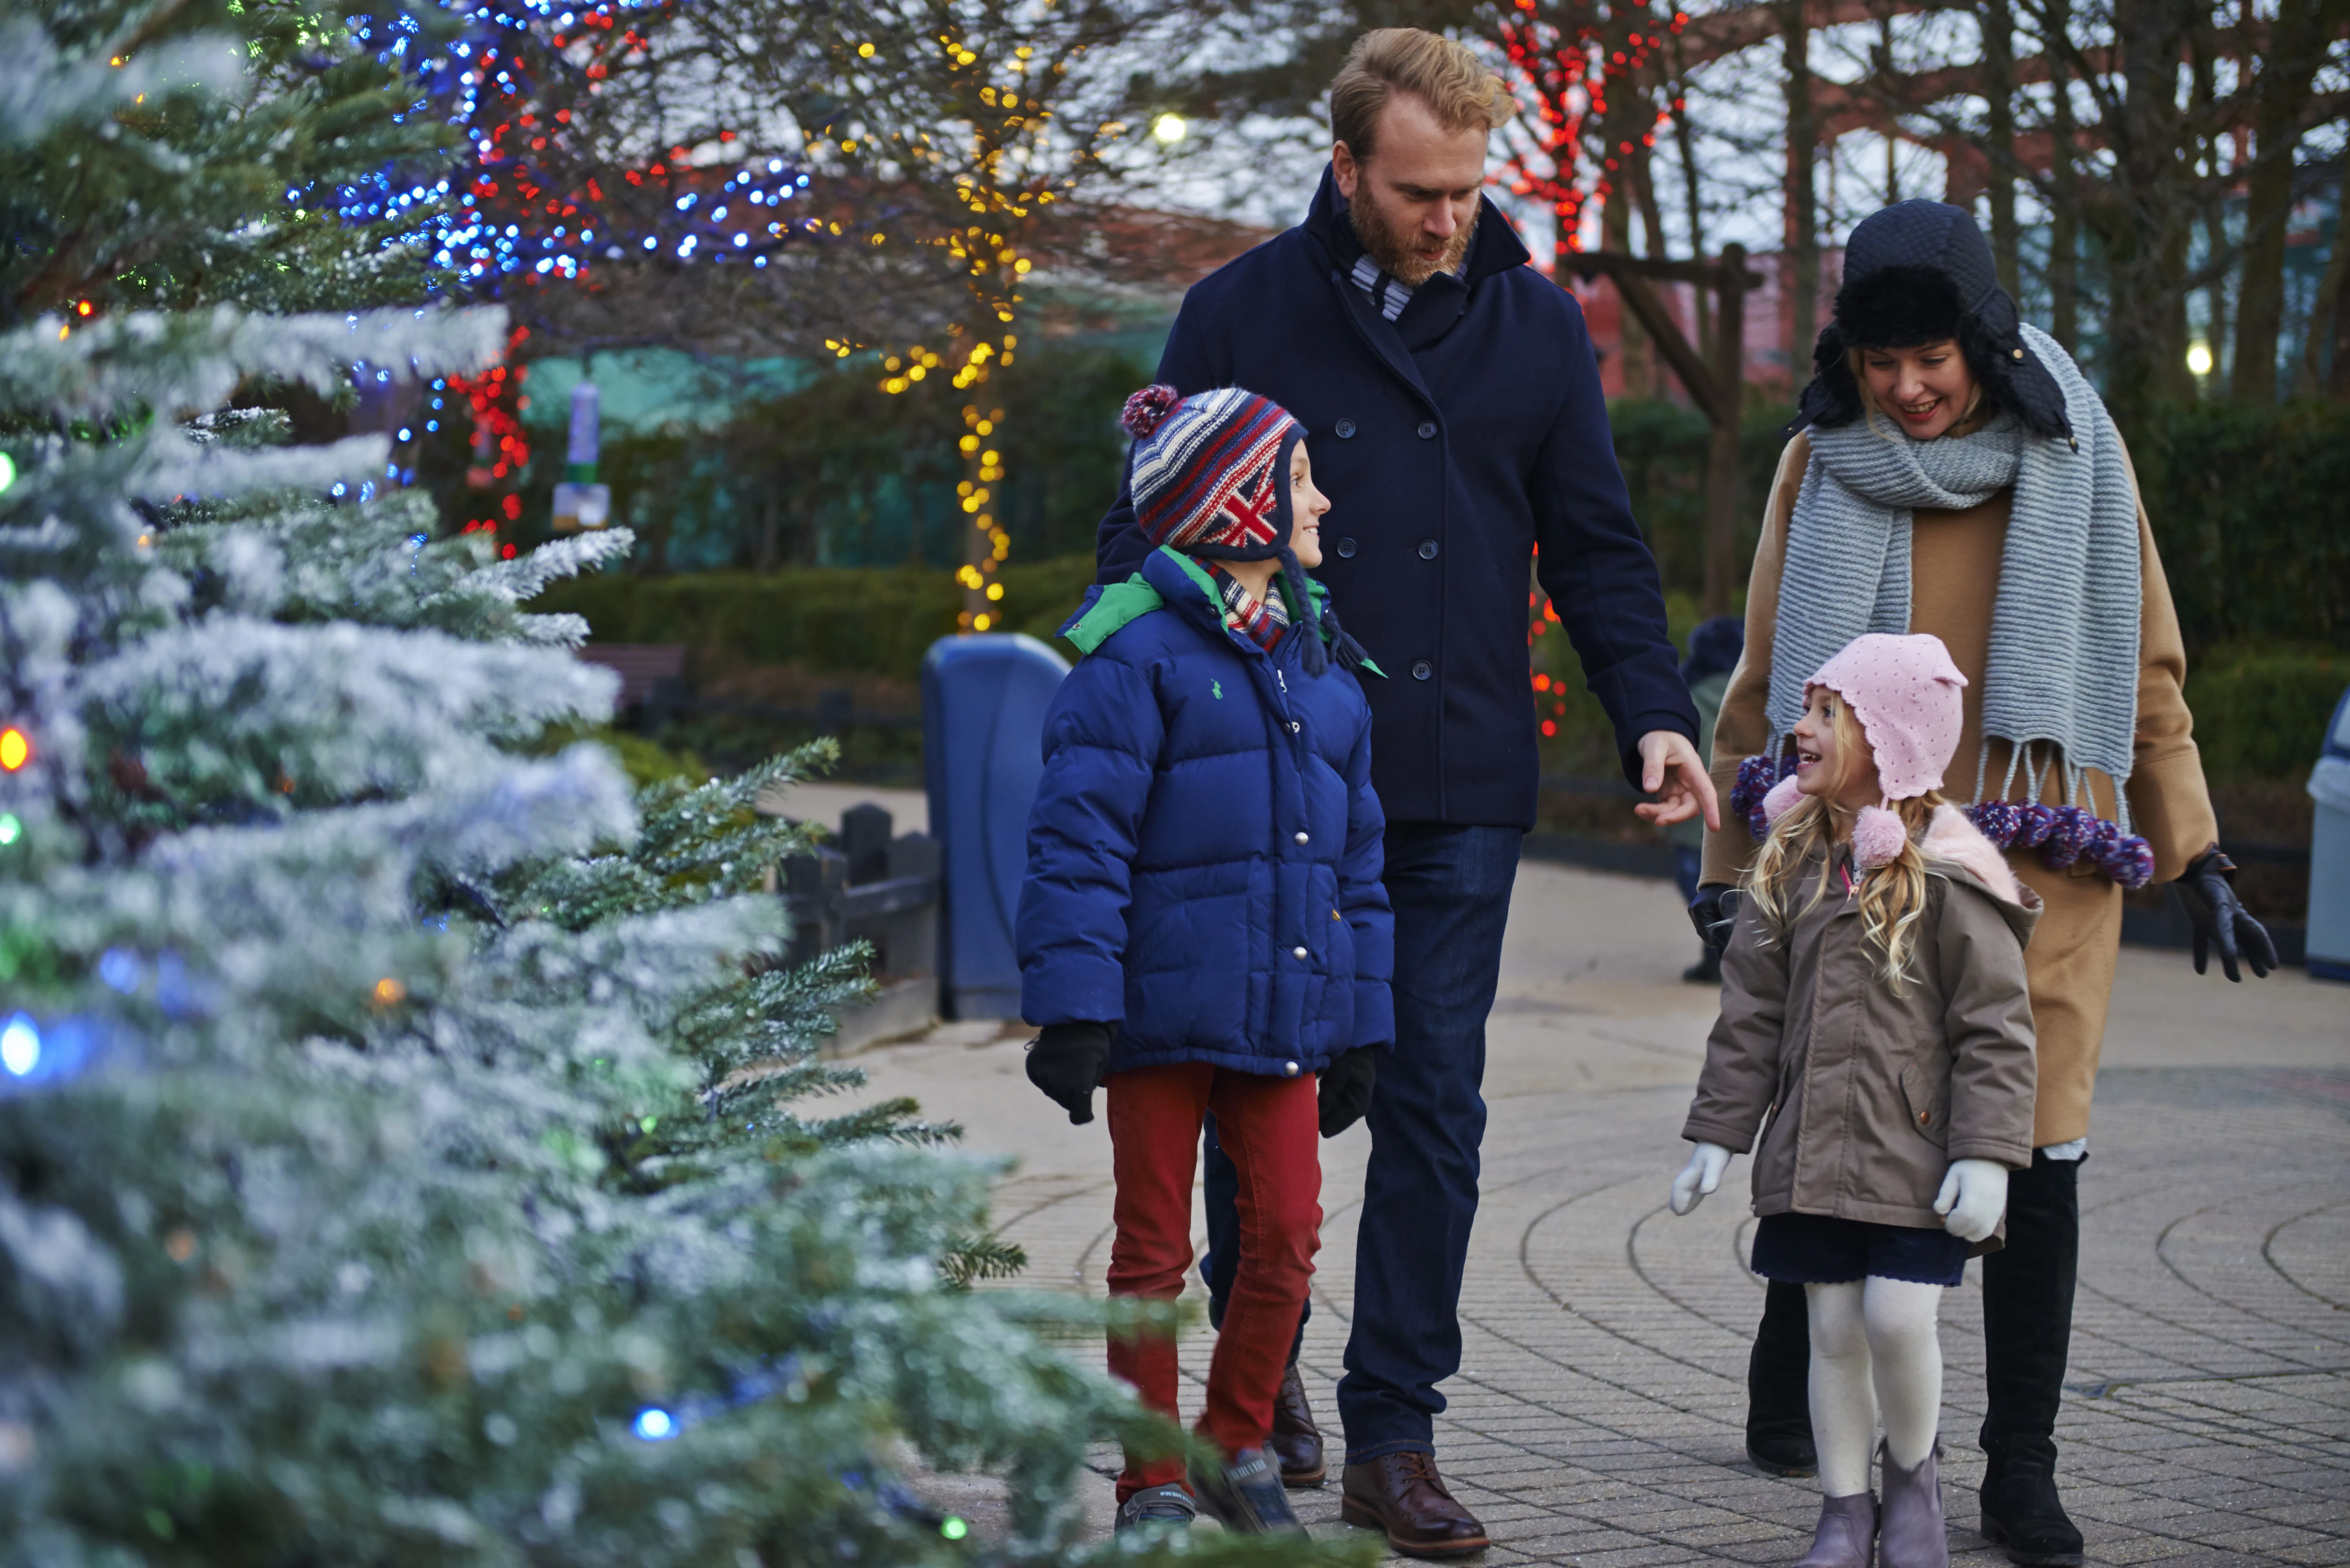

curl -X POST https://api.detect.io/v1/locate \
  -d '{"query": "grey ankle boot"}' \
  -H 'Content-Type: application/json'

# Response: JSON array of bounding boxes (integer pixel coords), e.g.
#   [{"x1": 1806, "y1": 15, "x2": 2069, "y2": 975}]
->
[
  {"x1": 1795, "y1": 1491, "x2": 1877, "y2": 1568},
  {"x1": 1878, "y1": 1442, "x2": 1948, "y2": 1568}
]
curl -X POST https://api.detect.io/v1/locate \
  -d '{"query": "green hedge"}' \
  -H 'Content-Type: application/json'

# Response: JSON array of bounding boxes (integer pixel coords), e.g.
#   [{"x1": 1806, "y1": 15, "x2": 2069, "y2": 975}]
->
[
  {"x1": 2136, "y1": 400, "x2": 2350, "y2": 651},
  {"x1": 2186, "y1": 645, "x2": 2348, "y2": 782},
  {"x1": 535, "y1": 555, "x2": 1101, "y2": 680}
]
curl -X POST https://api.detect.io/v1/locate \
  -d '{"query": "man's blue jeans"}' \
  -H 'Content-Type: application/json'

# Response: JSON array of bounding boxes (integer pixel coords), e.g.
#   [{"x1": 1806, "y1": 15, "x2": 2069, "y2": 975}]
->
[{"x1": 1200, "y1": 821, "x2": 1522, "y2": 1460}]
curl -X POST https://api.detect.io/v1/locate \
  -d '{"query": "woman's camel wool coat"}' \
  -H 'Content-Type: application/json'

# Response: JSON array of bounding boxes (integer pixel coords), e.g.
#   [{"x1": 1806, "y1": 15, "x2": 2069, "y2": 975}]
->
[{"x1": 1702, "y1": 432, "x2": 2220, "y2": 1148}]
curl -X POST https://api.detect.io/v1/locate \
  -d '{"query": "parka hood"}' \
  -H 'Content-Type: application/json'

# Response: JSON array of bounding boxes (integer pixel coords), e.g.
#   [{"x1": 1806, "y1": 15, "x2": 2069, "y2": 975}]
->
[
  {"x1": 1058, "y1": 547, "x2": 1383, "y2": 676},
  {"x1": 1921, "y1": 802, "x2": 2042, "y2": 947}
]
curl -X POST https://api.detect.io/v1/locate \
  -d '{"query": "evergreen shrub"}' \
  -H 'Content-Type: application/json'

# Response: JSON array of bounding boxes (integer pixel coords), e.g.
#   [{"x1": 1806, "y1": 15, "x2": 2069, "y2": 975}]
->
[
  {"x1": 535, "y1": 556, "x2": 1100, "y2": 680},
  {"x1": 2135, "y1": 399, "x2": 2350, "y2": 651}
]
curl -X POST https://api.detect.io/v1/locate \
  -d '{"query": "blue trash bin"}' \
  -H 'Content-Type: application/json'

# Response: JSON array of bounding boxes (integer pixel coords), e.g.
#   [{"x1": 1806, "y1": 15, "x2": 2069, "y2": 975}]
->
[
  {"x1": 921, "y1": 633, "x2": 1070, "y2": 1019},
  {"x1": 2305, "y1": 682, "x2": 2350, "y2": 983}
]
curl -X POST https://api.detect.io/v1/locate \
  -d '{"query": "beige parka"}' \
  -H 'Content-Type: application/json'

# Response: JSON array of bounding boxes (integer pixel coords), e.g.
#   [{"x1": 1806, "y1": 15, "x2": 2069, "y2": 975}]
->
[{"x1": 1683, "y1": 806, "x2": 2043, "y2": 1238}]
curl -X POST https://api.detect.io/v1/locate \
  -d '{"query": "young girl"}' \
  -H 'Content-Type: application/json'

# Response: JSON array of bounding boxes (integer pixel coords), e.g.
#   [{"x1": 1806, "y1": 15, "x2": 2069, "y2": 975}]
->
[
  {"x1": 1670, "y1": 632, "x2": 2041, "y2": 1568},
  {"x1": 1016, "y1": 384, "x2": 1393, "y2": 1536}
]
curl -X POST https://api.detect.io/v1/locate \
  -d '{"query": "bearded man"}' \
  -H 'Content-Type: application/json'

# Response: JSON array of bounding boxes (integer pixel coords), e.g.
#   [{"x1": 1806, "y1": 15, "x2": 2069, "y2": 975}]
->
[{"x1": 1094, "y1": 28, "x2": 1717, "y2": 1555}]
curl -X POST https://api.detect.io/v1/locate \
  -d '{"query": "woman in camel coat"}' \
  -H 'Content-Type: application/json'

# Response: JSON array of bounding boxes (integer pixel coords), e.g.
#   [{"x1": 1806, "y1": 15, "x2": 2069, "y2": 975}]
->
[{"x1": 1695, "y1": 200, "x2": 2273, "y2": 1568}]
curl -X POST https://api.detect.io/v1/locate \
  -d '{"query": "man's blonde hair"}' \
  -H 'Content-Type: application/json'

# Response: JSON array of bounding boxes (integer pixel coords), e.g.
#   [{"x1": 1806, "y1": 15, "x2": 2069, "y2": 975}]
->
[{"x1": 1329, "y1": 29, "x2": 1509, "y2": 163}]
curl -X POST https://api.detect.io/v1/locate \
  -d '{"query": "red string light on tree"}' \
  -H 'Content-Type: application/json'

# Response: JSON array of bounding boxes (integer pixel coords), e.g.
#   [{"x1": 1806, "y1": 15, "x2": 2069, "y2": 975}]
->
[{"x1": 1495, "y1": 4, "x2": 1688, "y2": 262}]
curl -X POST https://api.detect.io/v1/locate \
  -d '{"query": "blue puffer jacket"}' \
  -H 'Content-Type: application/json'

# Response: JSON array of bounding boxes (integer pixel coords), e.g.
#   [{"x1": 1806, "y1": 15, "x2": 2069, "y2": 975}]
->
[{"x1": 1016, "y1": 547, "x2": 1396, "y2": 1078}]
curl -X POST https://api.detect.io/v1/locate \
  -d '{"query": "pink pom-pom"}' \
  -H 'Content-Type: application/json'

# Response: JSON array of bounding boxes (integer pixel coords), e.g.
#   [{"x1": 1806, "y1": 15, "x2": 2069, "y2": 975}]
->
[
  {"x1": 1120, "y1": 383, "x2": 1180, "y2": 438},
  {"x1": 1852, "y1": 805, "x2": 1910, "y2": 871},
  {"x1": 1760, "y1": 773, "x2": 1806, "y2": 828}
]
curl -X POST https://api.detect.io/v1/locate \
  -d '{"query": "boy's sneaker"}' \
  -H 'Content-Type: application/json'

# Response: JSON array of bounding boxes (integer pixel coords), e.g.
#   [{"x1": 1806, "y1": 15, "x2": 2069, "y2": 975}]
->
[
  {"x1": 1190, "y1": 1447, "x2": 1306, "y2": 1534},
  {"x1": 1115, "y1": 1483, "x2": 1198, "y2": 1535}
]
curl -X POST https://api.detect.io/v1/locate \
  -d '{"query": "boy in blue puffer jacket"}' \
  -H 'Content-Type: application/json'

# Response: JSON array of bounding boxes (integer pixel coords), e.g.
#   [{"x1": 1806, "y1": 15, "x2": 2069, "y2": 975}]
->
[{"x1": 1016, "y1": 383, "x2": 1395, "y2": 1537}]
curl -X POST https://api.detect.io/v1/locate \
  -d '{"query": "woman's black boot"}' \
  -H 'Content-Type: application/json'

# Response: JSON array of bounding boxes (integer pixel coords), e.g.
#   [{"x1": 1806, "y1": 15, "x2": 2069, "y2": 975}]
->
[
  {"x1": 1979, "y1": 1153, "x2": 2085, "y2": 1565},
  {"x1": 1980, "y1": 1434, "x2": 2084, "y2": 1566},
  {"x1": 1745, "y1": 1278, "x2": 1817, "y2": 1476}
]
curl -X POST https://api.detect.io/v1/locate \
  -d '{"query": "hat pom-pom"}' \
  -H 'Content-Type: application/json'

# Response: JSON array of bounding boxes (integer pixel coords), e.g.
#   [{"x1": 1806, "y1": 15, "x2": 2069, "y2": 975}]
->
[
  {"x1": 1852, "y1": 805, "x2": 1909, "y2": 871},
  {"x1": 1760, "y1": 774, "x2": 1806, "y2": 828},
  {"x1": 1120, "y1": 383, "x2": 1180, "y2": 439}
]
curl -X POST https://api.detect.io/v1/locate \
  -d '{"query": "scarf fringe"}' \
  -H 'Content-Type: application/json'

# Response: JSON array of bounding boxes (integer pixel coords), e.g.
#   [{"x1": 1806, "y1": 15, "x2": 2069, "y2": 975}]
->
[{"x1": 1731, "y1": 738, "x2": 2151, "y2": 889}]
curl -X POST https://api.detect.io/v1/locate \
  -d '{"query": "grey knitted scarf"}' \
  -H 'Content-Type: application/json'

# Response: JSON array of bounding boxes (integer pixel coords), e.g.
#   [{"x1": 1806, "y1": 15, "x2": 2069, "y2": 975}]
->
[{"x1": 1768, "y1": 325, "x2": 2143, "y2": 818}]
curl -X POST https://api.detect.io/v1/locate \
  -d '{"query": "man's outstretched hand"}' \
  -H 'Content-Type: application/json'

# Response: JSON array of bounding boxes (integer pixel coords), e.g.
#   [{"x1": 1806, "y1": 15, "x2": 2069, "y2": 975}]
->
[{"x1": 1634, "y1": 730, "x2": 1722, "y2": 831}]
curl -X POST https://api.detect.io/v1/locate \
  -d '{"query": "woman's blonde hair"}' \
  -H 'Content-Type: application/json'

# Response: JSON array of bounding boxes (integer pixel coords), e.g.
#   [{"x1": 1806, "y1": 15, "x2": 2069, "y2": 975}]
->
[
  {"x1": 1845, "y1": 344, "x2": 1987, "y2": 442},
  {"x1": 1743, "y1": 697, "x2": 1940, "y2": 991}
]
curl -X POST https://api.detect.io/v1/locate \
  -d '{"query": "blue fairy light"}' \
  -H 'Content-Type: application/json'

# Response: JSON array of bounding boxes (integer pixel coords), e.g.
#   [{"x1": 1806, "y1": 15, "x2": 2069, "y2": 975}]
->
[
  {"x1": 632, "y1": 1407, "x2": 676, "y2": 1440},
  {"x1": 397, "y1": 427, "x2": 413, "y2": 441},
  {"x1": 1, "y1": 1015, "x2": 39, "y2": 1077},
  {"x1": 97, "y1": 949, "x2": 141, "y2": 994}
]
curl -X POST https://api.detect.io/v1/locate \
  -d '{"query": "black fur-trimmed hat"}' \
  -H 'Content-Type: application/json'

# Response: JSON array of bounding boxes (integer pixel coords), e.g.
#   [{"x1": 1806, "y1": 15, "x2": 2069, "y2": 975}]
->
[{"x1": 1788, "y1": 199, "x2": 2072, "y2": 441}]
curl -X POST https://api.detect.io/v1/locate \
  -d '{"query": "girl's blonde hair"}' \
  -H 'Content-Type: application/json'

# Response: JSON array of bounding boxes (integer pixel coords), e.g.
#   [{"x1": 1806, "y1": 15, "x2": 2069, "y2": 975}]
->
[
  {"x1": 1743, "y1": 697, "x2": 1940, "y2": 991},
  {"x1": 1845, "y1": 344, "x2": 1987, "y2": 442}
]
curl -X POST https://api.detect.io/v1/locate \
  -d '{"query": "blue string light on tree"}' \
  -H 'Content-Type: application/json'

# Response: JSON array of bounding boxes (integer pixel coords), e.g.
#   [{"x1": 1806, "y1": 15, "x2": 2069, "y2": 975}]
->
[{"x1": 298, "y1": 1, "x2": 827, "y2": 296}]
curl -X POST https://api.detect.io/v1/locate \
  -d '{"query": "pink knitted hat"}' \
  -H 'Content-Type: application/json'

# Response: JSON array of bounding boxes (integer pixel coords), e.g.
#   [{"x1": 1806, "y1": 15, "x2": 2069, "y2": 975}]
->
[
  {"x1": 1760, "y1": 633, "x2": 1968, "y2": 870},
  {"x1": 1805, "y1": 632, "x2": 1969, "y2": 800}
]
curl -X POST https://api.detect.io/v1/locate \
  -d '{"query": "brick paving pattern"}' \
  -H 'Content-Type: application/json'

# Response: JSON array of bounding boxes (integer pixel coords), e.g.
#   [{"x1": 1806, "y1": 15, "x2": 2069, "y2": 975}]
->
[{"x1": 860, "y1": 859, "x2": 2350, "y2": 1565}]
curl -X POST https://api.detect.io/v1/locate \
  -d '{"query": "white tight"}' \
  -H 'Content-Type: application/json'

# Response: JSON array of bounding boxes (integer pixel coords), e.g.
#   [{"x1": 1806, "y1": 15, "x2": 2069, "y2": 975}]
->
[{"x1": 1805, "y1": 1277, "x2": 1945, "y2": 1497}]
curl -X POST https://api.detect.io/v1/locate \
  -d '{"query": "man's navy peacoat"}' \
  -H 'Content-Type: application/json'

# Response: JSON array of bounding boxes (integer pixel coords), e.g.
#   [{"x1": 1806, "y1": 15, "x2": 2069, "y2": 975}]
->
[
  {"x1": 1097, "y1": 169, "x2": 1696, "y2": 829},
  {"x1": 1017, "y1": 548, "x2": 1395, "y2": 1076}
]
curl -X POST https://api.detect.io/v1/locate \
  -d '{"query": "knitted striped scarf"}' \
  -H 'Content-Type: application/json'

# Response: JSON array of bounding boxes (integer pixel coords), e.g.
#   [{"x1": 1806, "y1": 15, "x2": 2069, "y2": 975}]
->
[
  {"x1": 1768, "y1": 325, "x2": 2142, "y2": 820},
  {"x1": 1212, "y1": 565, "x2": 1290, "y2": 653}
]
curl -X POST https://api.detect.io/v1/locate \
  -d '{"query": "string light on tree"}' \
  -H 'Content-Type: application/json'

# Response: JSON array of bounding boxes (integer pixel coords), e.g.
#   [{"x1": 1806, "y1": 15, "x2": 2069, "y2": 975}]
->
[{"x1": 1495, "y1": 4, "x2": 1689, "y2": 261}]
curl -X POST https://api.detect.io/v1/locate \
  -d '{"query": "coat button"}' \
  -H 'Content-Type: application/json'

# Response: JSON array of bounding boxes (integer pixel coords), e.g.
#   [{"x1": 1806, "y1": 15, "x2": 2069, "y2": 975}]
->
[
  {"x1": 1418, "y1": 539, "x2": 1438, "y2": 560},
  {"x1": 1295, "y1": 831, "x2": 1309, "y2": 844},
  {"x1": 1283, "y1": 1061, "x2": 1299, "y2": 1076},
  {"x1": 1292, "y1": 946, "x2": 1308, "y2": 959},
  {"x1": 1411, "y1": 660, "x2": 1433, "y2": 680},
  {"x1": 1289, "y1": 720, "x2": 1301, "y2": 733},
  {"x1": 1416, "y1": 421, "x2": 1437, "y2": 439},
  {"x1": 1334, "y1": 418, "x2": 1357, "y2": 438},
  {"x1": 1919, "y1": 1110, "x2": 1931, "y2": 1124},
  {"x1": 1335, "y1": 537, "x2": 1356, "y2": 558}
]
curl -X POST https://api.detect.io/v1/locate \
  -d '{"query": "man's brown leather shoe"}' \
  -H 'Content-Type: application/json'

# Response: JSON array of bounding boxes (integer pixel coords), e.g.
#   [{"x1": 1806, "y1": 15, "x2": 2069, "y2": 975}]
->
[
  {"x1": 1340, "y1": 1452, "x2": 1491, "y2": 1557},
  {"x1": 1268, "y1": 1361, "x2": 1325, "y2": 1487}
]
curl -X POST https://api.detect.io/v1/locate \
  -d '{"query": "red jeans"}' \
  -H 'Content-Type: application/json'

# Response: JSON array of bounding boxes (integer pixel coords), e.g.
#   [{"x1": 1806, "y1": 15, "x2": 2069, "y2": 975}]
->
[{"x1": 1105, "y1": 1061, "x2": 1321, "y2": 1500}]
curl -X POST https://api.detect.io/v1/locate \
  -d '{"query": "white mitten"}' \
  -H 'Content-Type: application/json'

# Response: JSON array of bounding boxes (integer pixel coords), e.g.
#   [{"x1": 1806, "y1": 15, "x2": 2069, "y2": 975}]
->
[
  {"x1": 1669, "y1": 1142, "x2": 1732, "y2": 1216},
  {"x1": 1933, "y1": 1158, "x2": 2009, "y2": 1243}
]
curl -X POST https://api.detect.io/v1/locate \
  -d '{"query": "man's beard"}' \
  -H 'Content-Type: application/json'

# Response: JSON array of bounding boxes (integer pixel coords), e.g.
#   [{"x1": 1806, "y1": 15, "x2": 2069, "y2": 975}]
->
[{"x1": 1349, "y1": 184, "x2": 1472, "y2": 287}]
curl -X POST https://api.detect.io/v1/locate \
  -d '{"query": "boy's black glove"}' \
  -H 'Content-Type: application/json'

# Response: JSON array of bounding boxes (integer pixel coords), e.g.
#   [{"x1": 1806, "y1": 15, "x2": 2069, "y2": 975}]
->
[
  {"x1": 1688, "y1": 884, "x2": 1741, "y2": 955},
  {"x1": 1318, "y1": 1047, "x2": 1378, "y2": 1138},
  {"x1": 2175, "y1": 849, "x2": 2277, "y2": 983},
  {"x1": 1025, "y1": 1022, "x2": 1115, "y2": 1124}
]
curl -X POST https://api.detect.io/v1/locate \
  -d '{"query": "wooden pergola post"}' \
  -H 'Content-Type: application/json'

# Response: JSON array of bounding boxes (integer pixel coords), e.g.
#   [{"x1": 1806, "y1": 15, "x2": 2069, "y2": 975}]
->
[{"x1": 1561, "y1": 245, "x2": 1763, "y2": 617}]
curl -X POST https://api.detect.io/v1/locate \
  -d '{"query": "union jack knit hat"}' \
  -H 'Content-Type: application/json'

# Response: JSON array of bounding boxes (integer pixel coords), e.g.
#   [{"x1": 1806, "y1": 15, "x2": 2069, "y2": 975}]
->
[
  {"x1": 1118, "y1": 382, "x2": 1369, "y2": 679},
  {"x1": 1120, "y1": 384, "x2": 1304, "y2": 560}
]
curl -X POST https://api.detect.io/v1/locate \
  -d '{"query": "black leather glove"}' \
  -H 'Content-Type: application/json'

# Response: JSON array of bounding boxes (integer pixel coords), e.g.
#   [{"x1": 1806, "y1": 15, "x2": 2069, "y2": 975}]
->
[
  {"x1": 1024, "y1": 1022, "x2": 1115, "y2": 1124},
  {"x1": 1688, "y1": 884, "x2": 1741, "y2": 956},
  {"x1": 2175, "y1": 849, "x2": 2277, "y2": 983},
  {"x1": 1317, "y1": 1046, "x2": 1378, "y2": 1138}
]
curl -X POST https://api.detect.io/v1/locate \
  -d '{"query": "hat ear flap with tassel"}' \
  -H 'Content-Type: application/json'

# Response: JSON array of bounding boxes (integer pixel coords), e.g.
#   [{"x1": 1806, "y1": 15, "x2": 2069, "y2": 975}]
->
[{"x1": 1852, "y1": 802, "x2": 1910, "y2": 871}]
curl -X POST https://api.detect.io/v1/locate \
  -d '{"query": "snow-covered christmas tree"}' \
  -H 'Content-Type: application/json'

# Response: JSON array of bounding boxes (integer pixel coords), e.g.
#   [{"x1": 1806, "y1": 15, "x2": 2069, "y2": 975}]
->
[{"x1": 0, "y1": 5, "x2": 1341, "y2": 1563}]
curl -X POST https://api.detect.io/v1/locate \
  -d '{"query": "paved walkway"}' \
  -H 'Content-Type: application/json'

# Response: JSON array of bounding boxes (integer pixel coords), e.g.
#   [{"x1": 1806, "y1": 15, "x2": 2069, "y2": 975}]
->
[{"x1": 845, "y1": 860, "x2": 2350, "y2": 1566}]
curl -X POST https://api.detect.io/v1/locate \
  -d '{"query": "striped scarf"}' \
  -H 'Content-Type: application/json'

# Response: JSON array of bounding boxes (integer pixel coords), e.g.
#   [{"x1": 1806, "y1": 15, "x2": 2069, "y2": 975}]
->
[
  {"x1": 1769, "y1": 325, "x2": 2143, "y2": 821},
  {"x1": 1212, "y1": 566, "x2": 1289, "y2": 653}
]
